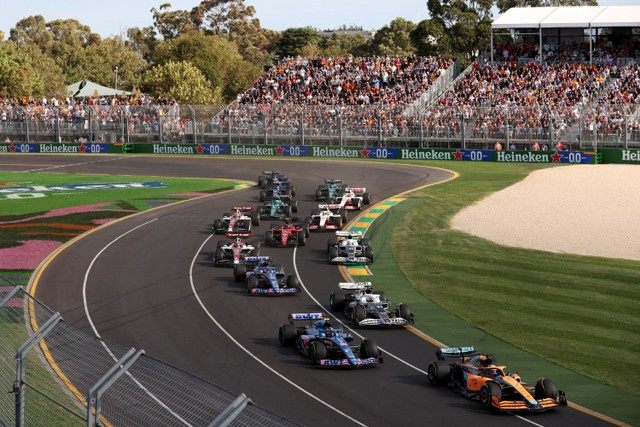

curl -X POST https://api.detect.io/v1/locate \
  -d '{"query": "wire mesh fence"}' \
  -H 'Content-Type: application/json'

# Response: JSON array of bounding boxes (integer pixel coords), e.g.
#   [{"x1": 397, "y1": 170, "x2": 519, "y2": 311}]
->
[{"x1": 0, "y1": 281, "x2": 301, "y2": 427}]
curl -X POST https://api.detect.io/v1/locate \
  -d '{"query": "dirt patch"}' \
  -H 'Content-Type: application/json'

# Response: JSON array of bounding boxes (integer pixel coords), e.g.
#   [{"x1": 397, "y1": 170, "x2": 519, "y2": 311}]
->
[{"x1": 451, "y1": 164, "x2": 640, "y2": 261}]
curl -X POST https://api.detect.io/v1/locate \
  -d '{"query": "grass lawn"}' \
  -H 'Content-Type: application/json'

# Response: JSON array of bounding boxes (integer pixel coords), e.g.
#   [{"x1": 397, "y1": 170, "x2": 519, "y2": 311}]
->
[{"x1": 354, "y1": 160, "x2": 639, "y2": 424}]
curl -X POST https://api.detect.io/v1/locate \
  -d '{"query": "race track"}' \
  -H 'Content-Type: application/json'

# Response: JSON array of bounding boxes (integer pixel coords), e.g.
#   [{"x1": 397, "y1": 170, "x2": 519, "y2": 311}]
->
[{"x1": 3, "y1": 154, "x2": 614, "y2": 426}]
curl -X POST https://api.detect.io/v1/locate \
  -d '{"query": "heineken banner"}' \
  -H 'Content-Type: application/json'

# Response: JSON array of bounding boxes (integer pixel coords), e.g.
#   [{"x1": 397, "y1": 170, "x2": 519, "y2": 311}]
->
[
  {"x1": 0, "y1": 142, "x2": 609, "y2": 164},
  {"x1": 0, "y1": 142, "x2": 121, "y2": 154}
]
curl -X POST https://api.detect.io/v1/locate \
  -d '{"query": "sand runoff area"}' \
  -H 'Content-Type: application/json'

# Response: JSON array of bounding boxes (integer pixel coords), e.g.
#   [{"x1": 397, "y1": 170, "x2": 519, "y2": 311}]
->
[{"x1": 451, "y1": 164, "x2": 640, "y2": 261}]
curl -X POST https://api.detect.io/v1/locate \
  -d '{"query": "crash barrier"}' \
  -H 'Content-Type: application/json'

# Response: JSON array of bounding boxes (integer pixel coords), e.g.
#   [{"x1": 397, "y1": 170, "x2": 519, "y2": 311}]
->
[
  {"x1": 1, "y1": 103, "x2": 639, "y2": 149},
  {"x1": 3, "y1": 141, "x2": 640, "y2": 164},
  {"x1": 0, "y1": 283, "x2": 301, "y2": 427}
]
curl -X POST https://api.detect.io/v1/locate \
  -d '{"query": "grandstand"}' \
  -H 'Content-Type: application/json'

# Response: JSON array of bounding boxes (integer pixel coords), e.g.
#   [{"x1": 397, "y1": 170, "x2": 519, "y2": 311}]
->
[{"x1": 1, "y1": 7, "x2": 639, "y2": 149}]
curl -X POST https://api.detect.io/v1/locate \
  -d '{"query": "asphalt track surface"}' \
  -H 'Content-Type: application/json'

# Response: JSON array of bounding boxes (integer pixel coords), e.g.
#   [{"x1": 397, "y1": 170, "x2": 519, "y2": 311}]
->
[{"x1": 2, "y1": 155, "x2": 615, "y2": 426}]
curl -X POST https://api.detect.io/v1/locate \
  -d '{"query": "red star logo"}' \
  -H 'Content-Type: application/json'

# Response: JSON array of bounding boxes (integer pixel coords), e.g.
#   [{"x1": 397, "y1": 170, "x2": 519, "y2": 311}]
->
[
  {"x1": 275, "y1": 145, "x2": 285, "y2": 156},
  {"x1": 453, "y1": 149, "x2": 464, "y2": 160},
  {"x1": 9, "y1": 143, "x2": 17, "y2": 152},
  {"x1": 361, "y1": 147, "x2": 370, "y2": 158},
  {"x1": 551, "y1": 151, "x2": 563, "y2": 163},
  {"x1": 79, "y1": 143, "x2": 87, "y2": 153},
  {"x1": 196, "y1": 144, "x2": 205, "y2": 154}
]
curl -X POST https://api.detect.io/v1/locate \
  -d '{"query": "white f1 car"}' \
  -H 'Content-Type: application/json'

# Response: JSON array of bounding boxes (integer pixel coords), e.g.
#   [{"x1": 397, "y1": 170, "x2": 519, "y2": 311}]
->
[
  {"x1": 330, "y1": 282, "x2": 413, "y2": 327},
  {"x1": 212, "y1": 207, "x2": 261, "y2": 235},
  {"x1": 336, "y1": 187, "x2": 372, "y2": 211},
  {"x1": 213, "y1": 236, "x2": 260, "y2": 267},
  {"x1": 327, "y1": 231, "x2": 374, "y2": 264},
  {"x1": 306, "y1": 204, "x2": 347, "y2": 231}
]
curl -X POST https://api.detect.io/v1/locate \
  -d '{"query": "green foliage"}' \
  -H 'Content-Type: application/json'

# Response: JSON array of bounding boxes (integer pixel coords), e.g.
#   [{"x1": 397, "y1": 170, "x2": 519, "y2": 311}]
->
[
  {"x1": 371, "y1": 18, "x2": 417, "y2": 56},
  {"x1": 275, "y1": 27, "x2": 320, "y2": 57},
  {"x1": 84, "y1": 37, "x2": 149, "y2": 91},
  {"x1": 142, "y1": 60, "x2": 221, "y2": 104}
]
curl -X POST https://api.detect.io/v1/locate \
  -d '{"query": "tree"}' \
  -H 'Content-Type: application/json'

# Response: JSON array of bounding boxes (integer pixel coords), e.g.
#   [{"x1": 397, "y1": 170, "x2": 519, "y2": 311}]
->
[
  {"x1": 152, "y1": 32, "x2": 260, "y2": 101},
  {"x1": 410, "y1": 19, "x2": 451, "y2": 56},
  {"x1": 275, "y1": 27, "x2": 320, "y2": 57},
  {"x1": 371, "y1": 18, "x2": 417, "y2": 55},
  {"x1": 191, "y1": 0, "x2": 256, "y2": 35},
  {"x1": 150, "y1": 3, "x2": 197, "y2": 39},
  {"x1": 318, "y1": 32, "x2": 372, "y2": 57},
  {"x1": 427, "y1": 0, "x2": 493, "y2": 60},
  {"x1": 142, "y1": 61, "x2": 221, "y2": 104},
  {"x1": 84, "y1": 36, "x2": 149, "y2": 91}
]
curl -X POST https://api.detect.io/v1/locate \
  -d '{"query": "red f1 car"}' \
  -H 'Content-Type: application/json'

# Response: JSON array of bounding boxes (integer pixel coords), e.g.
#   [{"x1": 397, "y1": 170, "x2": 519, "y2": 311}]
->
[{"x1": 264, "y1": 221, "x2": 310, "y2": 247}]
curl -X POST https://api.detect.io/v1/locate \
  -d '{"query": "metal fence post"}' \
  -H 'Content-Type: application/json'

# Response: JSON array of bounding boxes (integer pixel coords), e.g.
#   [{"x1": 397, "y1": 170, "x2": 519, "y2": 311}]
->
[
  {"x1": 86, "y1": 348, "x2": 140, "y2": 427},
  {"x1": 14, "y1": 312, "x2": 62, "y2": 427},
  {"x1": 208, "y1": 393, "x2": 252, "y2": 427},
  {"x1": 187, "y1": 105, "x2": 197, "y2": 144}
]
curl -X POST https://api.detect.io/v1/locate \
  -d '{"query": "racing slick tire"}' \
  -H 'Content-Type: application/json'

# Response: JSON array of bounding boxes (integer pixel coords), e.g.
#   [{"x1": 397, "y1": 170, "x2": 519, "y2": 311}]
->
[
  {"x1": 265, "y1": 231, "x2": 276, "y2": 246},
  {"x1": 251, "y1": 211, "x2": 261, "y2": 226},
  {"x1": 233, "y1": 263, "x2": 247, "y2": 282},
  {"x1": 302, "y1": 223, "x2": 310, "y2": 237},
  {"x1": 377, "y1": 291, "x2": 387, "y2": 302},
  {"x1": 329, "y1": 290, "x2": 346, "y2": 311},
  {"x1": 279, "y1": 323, "x2": 297, "y2": 346},
  {"x1": 310, "y1": 341, "x2": 327, "y2": 364},
  {"x1": 216, "y1": 240, "x2": 227, "y2": 249},
  {"x1": 290, "y1": 186, "x2": 297, "y2": 197},
  {"x1": 256, "y1": 206, "x2": 264, "y2": 215},
  {"x1": 258, "y1": 176, "x2": 265, "y2": 187},
  {"x1": 335, "y1": 216, "x2": 343, "y2": 229},
  {"x1": 427, "y1": 360, "x2": 451, "y2": 386},
  {"x1": 290, "y1": 200, "x2": 298, "y2": 213},
  {"x1": 310, "y1": 209, "x2": 320, "y2": 217},
  {"x1": 297, "y1": 231, "x2": 306, "y2": 246},
  {"x1": 287, "y1": 275, "x2": 301, "y2": 290},
  {"x1": 364, "y1": 246, "x2": 374, "y2": 262},
  {"x1": 360, "y1": 339, "x2": 379, "y2": 359},
  {"x1": 212, "y1": 219, "x2": 224, "y2": 234},
  {"x1": 480, "y1": 382, "x2": 501, "y2": 410},
  {"x1": 398, "y1": 303, "x2": 412, "y2": 321},
  {"x1": 327, "y1": 237, "x2": 338, "y2": 251},
  {"x1": 328, "y1": 247, "x2": 339, "y2": 262},
  {"x1": 315, "y1": 189, "x2": 323, "y2": 200},
  {"x1": 360, "y1": 238, "x2": 370, "y2": 246},
  {"x1": 283, "y1": 206, "x2": 292, "y2": 218},
  {"x1": 534, "y1": 378, "x2": 558, "y2": 401},
  {"x1": 259, "y1": 191, "x2": 266, "y2": 202},
  {"x1": 214, "y1": 249, "x2": 225, "y2": 264},
  {"x1": 354, "y1": 304, "x2": 366, "y2": 325},
  {"x1": 340, "y1": 210, "x2": 348, "y2": 223},
  {"x1": 363, "y1": 193, "x2": 372, "y2": 204},
  {"x1": 247, "y1": 275, "x2": 259, "y2": 293}
]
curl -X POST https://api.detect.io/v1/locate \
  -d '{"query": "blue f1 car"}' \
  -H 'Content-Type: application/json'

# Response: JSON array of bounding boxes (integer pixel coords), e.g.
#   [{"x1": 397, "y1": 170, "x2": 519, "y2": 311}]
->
[
  {"x1": 279, "y1": 312, "x2": 383, "y2": 367},
  {"x1": 233, "y1": 256, "x2": 300, "y2": 294}
]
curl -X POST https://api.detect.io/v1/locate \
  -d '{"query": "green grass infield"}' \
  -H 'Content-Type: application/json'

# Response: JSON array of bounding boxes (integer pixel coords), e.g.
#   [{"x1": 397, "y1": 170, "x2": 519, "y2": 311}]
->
[{"x1": 351, "y1": 160, "x2": 639, "y2": 425}]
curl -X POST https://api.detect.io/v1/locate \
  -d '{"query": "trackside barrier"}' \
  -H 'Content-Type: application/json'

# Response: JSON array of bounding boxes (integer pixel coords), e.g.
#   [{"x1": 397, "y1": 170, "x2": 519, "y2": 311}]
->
[
  {"x1": 3, "y1": 142, "x2": 640, "y2": 164},
  {"x1": 0, "y1": 284, "x2": 301, "y2": 427}
]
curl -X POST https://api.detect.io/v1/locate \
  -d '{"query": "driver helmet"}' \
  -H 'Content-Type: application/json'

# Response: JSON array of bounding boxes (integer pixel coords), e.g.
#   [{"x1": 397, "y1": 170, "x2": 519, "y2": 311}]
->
[{"x1": 259, "y1": 260, "x2": 270, "y2": 267}]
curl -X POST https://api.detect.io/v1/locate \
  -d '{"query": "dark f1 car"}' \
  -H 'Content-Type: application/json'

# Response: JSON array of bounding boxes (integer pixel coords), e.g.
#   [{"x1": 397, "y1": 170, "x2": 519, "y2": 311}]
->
[
  {"x1": 279, "y1": 312, "x2": 383, "y2": 367},
  {"x1": 327, "y1": 231, "x2": 374, "y2": 264},
  {"x1": 259, "y1": 180, "x2": 296, "y2": 201},
  {"x1": 212, "y1": 207, "x2": 261, "y2": 235},
  {"x1": 306, "y1": 204, "x2": 346, "y2": 231},
  {"x1": 427, "y1": 346, "x2": 567, "y2": 412},
  {"x1": 258, "y1": 170, "x2": 289, "y2": 189},
  {"x1": 233, "y1": 256, "x2": 300, "y2": 294},
  {"x1": 257, "y1": 195, "x2": 298, "y2": 220},
  {"x1": 264, "y1": 221, "x2": 310, "y2": 247},
  {"x1": 330, "y1": 282, "x2": 413, "y2": 327},
  {"x1": 315, "y1": 179, "x2": 346, "y2": 202},
  {"x1": 213, "y1": 236, "x2": 260, "y2": 267}
]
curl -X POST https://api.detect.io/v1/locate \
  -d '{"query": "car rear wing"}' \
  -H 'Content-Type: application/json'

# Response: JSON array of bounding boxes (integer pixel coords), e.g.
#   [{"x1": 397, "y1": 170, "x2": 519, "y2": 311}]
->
[
  {"x1": 334, "y1": 230, "x2": 363, "y2": 237},
  {"x1": 318, "y1": 204, "x2": 341, "y2": 210},
  {"x1": 288, "y1": 312, "x2": 325, "y2": 322},
  {"x1": 262, "y1": 170, "x2": 279, "y2": 175},
  {"x1": 324, "y1": 179, "x2": 343, "y2": 184},
  {"x1": 436, "y1": 346, "x2": 477, "y2": 360},
  {"x1": 338, "y1": 282, "x2": 372, "y2": 291},
  {"x1": 225, "y1": 232, "x2": 251, "y2": 238},
  {"x1": 345, "y1": 187, "x2": 366, "y2": 194},
  {"x1": 244, "y1": 256, "x2": 271, "y2": 264},
  {"x1": 231, "y1": 206, "x2": 253, "y2": 212}
]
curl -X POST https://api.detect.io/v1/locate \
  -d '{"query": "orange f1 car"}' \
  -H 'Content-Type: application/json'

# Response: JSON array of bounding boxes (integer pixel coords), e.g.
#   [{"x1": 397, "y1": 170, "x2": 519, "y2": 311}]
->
[{"x1": 427, "y1": 347, "x2": 567, "y2": 412}]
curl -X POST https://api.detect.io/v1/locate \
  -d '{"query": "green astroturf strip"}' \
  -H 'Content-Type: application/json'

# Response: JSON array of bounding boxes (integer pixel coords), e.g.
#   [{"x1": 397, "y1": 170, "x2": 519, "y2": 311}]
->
[{"x1": 349, "y1": 161, "x2": 640, "y2": 425}]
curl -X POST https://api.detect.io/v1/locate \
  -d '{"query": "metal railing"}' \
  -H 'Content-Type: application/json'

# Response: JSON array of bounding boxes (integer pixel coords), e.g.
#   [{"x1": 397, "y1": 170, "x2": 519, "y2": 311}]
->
[
  {"x1": 0, "y1": 282, "x2": 301, "y2": 427},
  {"x1": 2, "y1": 102, "x2": 639, "y2": 150}
]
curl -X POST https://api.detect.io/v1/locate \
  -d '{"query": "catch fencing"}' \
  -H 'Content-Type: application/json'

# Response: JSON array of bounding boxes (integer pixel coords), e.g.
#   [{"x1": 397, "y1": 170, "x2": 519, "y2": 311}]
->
[
  {"x1": 1, "y1": 102, "x2": 639, "y2": 151},
  {"x1": 0, "y1": 282, "x2": 301, "y2": 427}
]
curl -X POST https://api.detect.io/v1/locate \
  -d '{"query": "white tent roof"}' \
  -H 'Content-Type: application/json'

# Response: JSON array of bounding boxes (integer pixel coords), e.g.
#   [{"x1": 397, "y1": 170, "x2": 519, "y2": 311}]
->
[
  {"x1": 492, "y1": 5, "x2": 640, "y2": 29},
  {"x1": 67, "y1": 80, "x2": 131, "y2": 98}
]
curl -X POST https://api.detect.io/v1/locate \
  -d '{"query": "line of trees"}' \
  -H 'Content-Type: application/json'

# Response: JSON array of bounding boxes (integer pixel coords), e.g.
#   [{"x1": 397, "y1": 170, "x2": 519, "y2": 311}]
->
[{"x1": 0, "y1": 0, "x2": 594, "y2": 104}]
